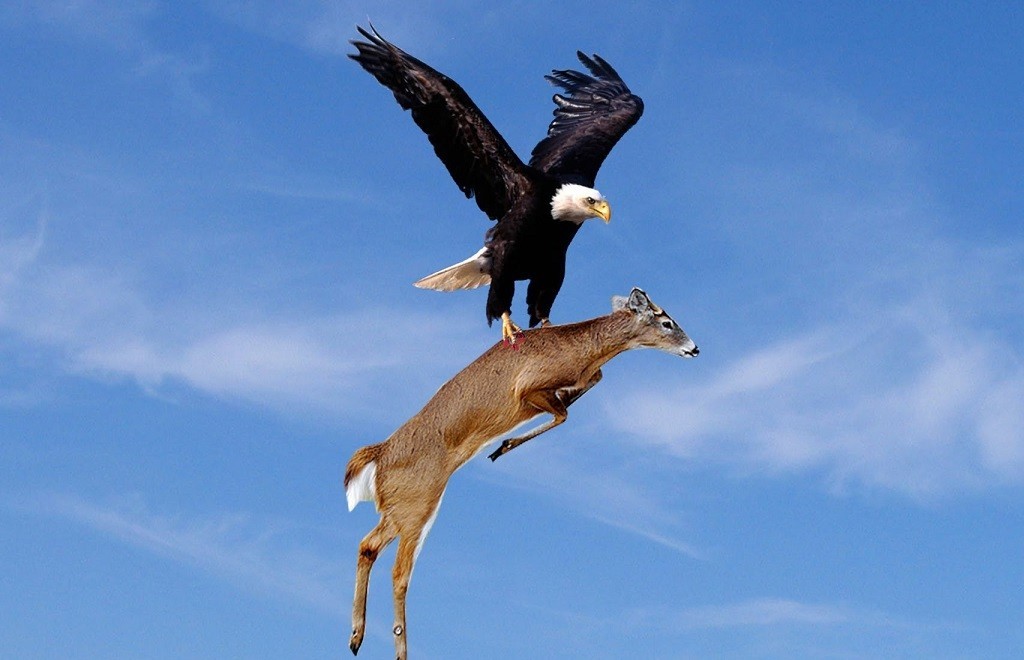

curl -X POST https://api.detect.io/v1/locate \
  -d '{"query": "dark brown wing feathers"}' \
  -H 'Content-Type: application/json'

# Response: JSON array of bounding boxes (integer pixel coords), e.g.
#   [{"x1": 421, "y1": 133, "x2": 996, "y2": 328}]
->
[
  {"x1": 349, "y1": 25, "x2": 531, "y2": 221},
  {"x1": 528, "y1": 51, "x2": 644, "y2": 186}
]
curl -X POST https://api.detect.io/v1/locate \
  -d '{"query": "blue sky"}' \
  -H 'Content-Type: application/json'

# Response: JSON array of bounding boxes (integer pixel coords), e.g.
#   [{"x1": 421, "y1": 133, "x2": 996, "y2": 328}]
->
[{"x1": 2, "y1": 1, "x2": 1022, "y2": 658}]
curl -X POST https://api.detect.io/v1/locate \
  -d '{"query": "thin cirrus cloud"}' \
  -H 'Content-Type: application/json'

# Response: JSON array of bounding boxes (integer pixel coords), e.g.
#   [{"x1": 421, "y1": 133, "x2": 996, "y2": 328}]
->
[
  {"x1": 628, "y1": 597, "x2": 853, "y2": 630},
  {"x1": 0, "y1": 217, "x2": 487, "y2": 418},
  {"x1": 595, "y1": 65, "x2": 1024, "y2": 499},
  {"x1": 19, "y1": 492, "x2": 346, "y2": 614},
  {"x1": 201, "y1": 0, "x2": 447, "y2": 57},
  {"x1": 0, "y1": 129, "x2": 485, "y2": 417},
  {"x1": 1, "y1": 0, "x2": 209, "y2": 111},
  {"x1": 610, "y1": 597, "x2": 975, "y2": 657},
  {"x1": 605, "y1": 240, "x2": 1024, "y2": 498},
  {"x1": 24, "y1": 492, "x2": 904, "y2": 653},
  {"x1": 0, "y1": 0, "x2": 156, "y2": 50},
  {"x1": 481, "y1": 443, "x2": 708, "y2": 560}
]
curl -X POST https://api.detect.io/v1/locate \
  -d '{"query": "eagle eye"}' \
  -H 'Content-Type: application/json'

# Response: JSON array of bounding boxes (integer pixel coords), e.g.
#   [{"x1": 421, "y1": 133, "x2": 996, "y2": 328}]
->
[{"x1": 585, "y1": 196, "x2": 596, "y2": 205}]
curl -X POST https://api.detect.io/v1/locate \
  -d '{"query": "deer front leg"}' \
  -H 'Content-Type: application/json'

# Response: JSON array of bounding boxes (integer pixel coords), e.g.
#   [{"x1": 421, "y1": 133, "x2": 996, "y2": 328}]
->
[
  {"x1": 488, "y1": 389, "x2": 568, "y2": 461},
  {"x1": 557, "y1": 369, "x2": 603, "y2": 408}
]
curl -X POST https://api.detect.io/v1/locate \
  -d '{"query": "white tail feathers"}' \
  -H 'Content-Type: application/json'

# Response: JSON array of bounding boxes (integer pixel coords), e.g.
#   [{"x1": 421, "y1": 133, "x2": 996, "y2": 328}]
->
[
  {"x1": 414, "y1": 247, "x2": 491, "y2": 291},
  {"x1": 346, "y1": 461, "x2": 377, "y2": 511}
]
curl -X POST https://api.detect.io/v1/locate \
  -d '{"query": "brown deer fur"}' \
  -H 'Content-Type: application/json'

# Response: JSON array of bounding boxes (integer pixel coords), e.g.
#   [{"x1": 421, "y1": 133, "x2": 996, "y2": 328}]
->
[{"x1": 344, "y1": 288, "x2": 697, "y2": 658}]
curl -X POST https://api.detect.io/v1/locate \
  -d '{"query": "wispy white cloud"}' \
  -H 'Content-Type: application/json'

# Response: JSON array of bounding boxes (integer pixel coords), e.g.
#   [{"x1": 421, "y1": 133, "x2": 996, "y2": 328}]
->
[
  {"x1": 0, "y1": 112, "x2": 496, "y2": 422},
  {"x1": 240, "y1": 176, "x2": 370, "y2": 205},
  {"x1": 0, "y1": 252, "x2": 486, "y2": 418},
  {"x1": 201, "y1": 0, "x2": 453, "y2": 57},
  {"x1": 70, "y1": 309, "x2": 487, "y2": 416},
  {"x1": 1, "y1": 0, "x2": 158, "y2": 50},
  {"x1": 2, "y1": 0, "x2": 209, "y2": 112},
  {"x1": 0, "y1": 202, "x2": 46, "y2": 297},
  {"x1": 600, "y1": 60, "x2": 1024, "y2": 500},
  {"x1": 606, "y1": 241, "x2": 1024, "y2": 498},
  {"x1": 0, "y1": 201, "x2": 489, "y2": 419},
  {"x1": 630, "y1": 597, "x2": 854, "y2": 630},
  {"x1": 537, "y1": 593, "x2": 970, "y2": 658},
  {"x1": 617, "y1": 596, "x2": 973, "y2": 655},
  {"x1": 20, "y1": 492, "x2": 346, "y2": 614},
  {"x1": 481, "y1": 443, "x2": 708, "y2": 560}
]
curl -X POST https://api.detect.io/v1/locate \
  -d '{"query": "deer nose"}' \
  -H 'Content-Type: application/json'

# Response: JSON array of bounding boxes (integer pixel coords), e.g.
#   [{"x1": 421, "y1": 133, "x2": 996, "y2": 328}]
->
[{"x1": 691, "y1": 346, "x2": 700, "y2": 356}]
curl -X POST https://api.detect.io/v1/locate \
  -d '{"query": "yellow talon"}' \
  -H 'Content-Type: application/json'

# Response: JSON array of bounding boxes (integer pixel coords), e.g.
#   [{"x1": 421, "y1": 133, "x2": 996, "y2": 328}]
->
[{"x1": 501, "y1": 312, "x2": 523, "y2": 346}]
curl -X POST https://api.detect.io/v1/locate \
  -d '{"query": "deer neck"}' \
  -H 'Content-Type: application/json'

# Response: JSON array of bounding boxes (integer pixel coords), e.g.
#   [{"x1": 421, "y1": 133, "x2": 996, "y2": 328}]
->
[{"x1": 574, "y1": 311, "x2": 638, "y2": 378}]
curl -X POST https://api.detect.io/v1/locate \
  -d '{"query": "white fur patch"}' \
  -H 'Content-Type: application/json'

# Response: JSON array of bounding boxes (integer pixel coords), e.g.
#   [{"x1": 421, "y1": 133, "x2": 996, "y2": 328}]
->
[
  {"x1": 413, "y1": 489, "x2": 445, "y2": 565},
  {"x1": 345, "y1": 461, "x2": 377, "y2": 512}
]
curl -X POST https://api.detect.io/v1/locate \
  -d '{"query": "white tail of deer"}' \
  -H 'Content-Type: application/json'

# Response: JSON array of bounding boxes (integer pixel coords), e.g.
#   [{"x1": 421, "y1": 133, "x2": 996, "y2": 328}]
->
[{"x1": 344, "y1": 288, "x2": 697, "y2": 658}]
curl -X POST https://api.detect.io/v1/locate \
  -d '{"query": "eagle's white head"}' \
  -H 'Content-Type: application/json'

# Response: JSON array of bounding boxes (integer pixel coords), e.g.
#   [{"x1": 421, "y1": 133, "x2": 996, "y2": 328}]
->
[{"x1": 550, "y1": 184, "x2": 611, "y2": 224}]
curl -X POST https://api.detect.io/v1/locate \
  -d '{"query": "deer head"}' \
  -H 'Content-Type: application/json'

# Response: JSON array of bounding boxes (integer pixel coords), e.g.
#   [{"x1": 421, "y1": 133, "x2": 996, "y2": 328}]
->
[{"x1": 612, "y1": 287, "x2": 699, "y2": 358}]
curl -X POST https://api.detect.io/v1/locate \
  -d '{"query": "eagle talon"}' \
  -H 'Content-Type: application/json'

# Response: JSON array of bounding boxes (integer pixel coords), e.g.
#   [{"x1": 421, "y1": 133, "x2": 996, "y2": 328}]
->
[{"x1": 500, "y1": 313, "x2": 524, "y2": 348}]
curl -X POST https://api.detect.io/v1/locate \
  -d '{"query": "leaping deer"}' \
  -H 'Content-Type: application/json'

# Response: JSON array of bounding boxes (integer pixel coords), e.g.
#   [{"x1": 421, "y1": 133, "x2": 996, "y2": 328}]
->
[{"x1": 344, "y1": 288, "x2": 698, "y2": 658}]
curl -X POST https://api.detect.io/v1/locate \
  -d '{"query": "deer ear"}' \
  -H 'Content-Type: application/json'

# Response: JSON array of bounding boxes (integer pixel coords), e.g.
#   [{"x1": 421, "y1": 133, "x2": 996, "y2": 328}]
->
[
  {"x1": 626, "y1": 287, "x2": 652, "y2": 315},
  {"x1": 611, "y1": 295, "x2": 629, "y2": 311}
]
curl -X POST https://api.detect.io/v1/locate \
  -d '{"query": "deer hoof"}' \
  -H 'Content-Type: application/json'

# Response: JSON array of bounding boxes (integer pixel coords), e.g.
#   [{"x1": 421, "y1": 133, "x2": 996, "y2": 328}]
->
[{"x1": 488, "y1": 441, "x2": 509, "y2": 461}]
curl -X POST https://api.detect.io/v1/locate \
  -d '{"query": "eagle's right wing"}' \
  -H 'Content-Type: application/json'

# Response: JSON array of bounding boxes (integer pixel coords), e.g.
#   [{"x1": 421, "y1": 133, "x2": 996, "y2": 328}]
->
[{"x1": 350, "y1": 25, "x2": 532, "y2": 221}]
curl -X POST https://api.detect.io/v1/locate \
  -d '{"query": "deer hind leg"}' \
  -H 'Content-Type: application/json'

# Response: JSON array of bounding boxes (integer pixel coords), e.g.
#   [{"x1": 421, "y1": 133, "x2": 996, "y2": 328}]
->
[
  {"x1": 350, "y1": 517, "x2": 397, "y2": 656},
  {"x1": 488, "y1": 389, "x2": 569, "y2": 461},
  {"x1": 391, "y1": 498, "x2": 445, "y2": 660},
  {"x1": 389, "y1": 534, "x2": 416, "y2": 660}
]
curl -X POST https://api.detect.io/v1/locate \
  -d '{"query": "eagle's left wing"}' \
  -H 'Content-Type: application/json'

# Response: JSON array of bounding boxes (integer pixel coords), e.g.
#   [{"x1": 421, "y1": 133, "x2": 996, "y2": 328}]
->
[{"x1": 528, "y1": 53, "x2": 644, "y2": 186}]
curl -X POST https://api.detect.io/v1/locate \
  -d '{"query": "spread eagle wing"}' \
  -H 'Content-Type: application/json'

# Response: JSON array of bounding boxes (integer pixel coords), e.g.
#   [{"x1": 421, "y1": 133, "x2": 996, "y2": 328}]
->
[
  {"x1": 528, "y1": 52, "x2": 644, "y2": 186},
  {"x1": 350, "y1": 25, "x2": 533, "y2": 222}
]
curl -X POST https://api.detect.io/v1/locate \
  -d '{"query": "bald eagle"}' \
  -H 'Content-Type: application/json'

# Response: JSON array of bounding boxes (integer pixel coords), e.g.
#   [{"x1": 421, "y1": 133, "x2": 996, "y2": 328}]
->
[{"x1": 350, "y1": 25, "x2": 643, "y2": 344}]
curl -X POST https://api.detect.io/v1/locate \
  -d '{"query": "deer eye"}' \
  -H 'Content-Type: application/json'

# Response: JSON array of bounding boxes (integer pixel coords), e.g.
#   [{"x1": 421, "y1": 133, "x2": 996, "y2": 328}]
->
[{"x1": 661, "y1": 320, "x2": 673, "y2": 329}]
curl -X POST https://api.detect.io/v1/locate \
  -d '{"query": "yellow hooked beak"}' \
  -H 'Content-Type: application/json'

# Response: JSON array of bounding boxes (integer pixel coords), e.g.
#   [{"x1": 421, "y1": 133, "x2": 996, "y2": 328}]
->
[{"x1": 592, "y1": 199, "x2": 611, "y2": 223}]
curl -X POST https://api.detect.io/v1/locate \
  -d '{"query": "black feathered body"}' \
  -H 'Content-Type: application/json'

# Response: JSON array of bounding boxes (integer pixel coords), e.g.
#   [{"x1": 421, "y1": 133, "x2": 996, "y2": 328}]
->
[
  {"x1": 482, "y1": 175, "x2": 582, "y2": 326},
  {"x1": 350, "y1": 26, "x2": 642, "y2": 327}
]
